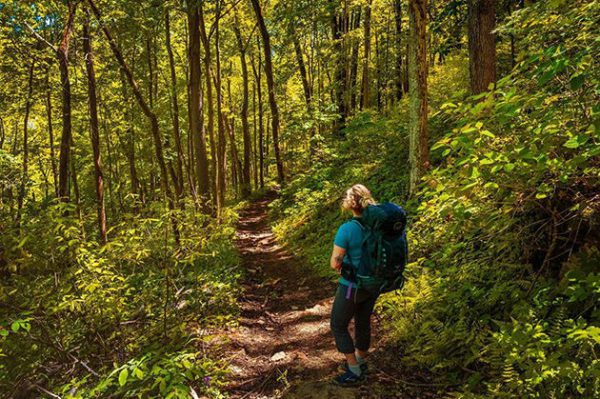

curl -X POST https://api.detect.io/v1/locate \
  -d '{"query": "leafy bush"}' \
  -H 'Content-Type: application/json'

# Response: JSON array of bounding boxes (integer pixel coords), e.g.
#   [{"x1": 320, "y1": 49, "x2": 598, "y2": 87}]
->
[{"x1": 0, "y1": 202, "x2": 241, "y2": 398}]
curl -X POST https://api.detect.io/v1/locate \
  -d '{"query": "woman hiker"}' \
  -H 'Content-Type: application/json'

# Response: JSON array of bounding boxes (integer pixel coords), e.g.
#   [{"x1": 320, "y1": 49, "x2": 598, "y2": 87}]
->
[{"x1": 330, "y1": 184, "x2": 379, "y2": 386}]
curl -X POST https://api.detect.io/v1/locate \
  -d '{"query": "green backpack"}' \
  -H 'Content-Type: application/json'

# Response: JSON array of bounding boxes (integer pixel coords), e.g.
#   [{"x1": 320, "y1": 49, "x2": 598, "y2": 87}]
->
[{"x1": 341, "y1": 202, "x2": 408, "y2": 296}]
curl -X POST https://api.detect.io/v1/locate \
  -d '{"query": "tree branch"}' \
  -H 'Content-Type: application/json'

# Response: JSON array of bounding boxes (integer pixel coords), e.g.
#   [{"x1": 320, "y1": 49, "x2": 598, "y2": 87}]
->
[{"x1": 24, "y1": 23, "x2": 58, "y2": 53}]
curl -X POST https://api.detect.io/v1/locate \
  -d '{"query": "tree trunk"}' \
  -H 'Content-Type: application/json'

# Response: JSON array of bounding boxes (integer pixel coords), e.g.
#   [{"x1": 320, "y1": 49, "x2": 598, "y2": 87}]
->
[
  {"x1": 393, "y1": 0, "x2": 404, "y2": 101},
  {"x1": 16, "y1": 62, "x2": 35, "y2": 225},
  {"x1": 83, "y1": 11, "x2": 107, "y2": 244},
  {"x1": 57, "y1": 1, "x2": 77, "y2": 202},
  {"x1": 187, "y1": 3, "x2": 211, "y2": 211},
  {"x1": 408, "y1": 0, "x2": 429, "y2": 195},
  {"x1": 233, "y1": 17, "x2": 252, "y2": 197},
  {"x1": 251, "y1": 47, "x2": 265, "y2": 188},
  {"x1": 252, "y1": 82, "x2": 259, "y2": 189},
  {"x1": 198, "y1": 1, "x2": 219, "y2": 212},
  {"x1": 70, "y1": 135, "x2": 82, "y2": 221},
  {"x1": 0, "y1": 117, "x2": 4, "y2": 150},
  {"x1": 292, "y1": 30, "x2": 312, "y2": 110},
  {"x1": 349, "y1": 9, "x2": 361, "y2": 112},
  {"x1": 165, "y1": 10, "x2": 186, "y2": 202},
  {"x1": 330, "y1": 0, "x2": 346, "y2": 133},
  {"x1": 360, "y1": 0, "x2": 372, "y2": 110},
  {"x1": 213, "y1": 0, "x2": 227, "y2": 212},
  {"x1": 468, "y1": 0, "x2": 496, "y2": 94},
  {"x1": 44, "y1": 72, "x2": 59, "y2": 197},
  {"x1": 251, "y1": 0, "x2": 284, "y2": 184}
]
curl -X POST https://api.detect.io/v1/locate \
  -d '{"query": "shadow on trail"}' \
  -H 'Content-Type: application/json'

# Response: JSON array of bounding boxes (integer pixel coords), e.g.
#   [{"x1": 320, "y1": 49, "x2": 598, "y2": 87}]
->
[{"x1": 219, "y1": 192, "x2": 439, "y2": 399}]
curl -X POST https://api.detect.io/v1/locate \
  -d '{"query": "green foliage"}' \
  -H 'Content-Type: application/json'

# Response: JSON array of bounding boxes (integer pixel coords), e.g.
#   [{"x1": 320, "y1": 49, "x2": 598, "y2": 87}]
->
[
  {"x1": 271, "y1": 1, "x2": 599, "y2": 397},
  {"x1": 271, "y1": 110, "x2": 411, "y2": 278},
  {"x1": 0, "y1": 202, "x2": 241, "y2": 397},
  {"x1": 390, "y1": 1, "x2": 599, "y2": 397}
]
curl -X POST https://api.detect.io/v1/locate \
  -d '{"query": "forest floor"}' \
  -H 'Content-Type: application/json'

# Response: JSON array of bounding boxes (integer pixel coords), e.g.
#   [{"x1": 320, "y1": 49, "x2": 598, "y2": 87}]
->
[{"x1": 212, "y1": 192, "x2": 441, "y2": 399}]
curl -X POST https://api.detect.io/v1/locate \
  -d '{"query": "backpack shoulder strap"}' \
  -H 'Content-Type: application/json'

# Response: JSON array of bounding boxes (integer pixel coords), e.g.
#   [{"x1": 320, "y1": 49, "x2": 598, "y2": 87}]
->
[{"x1": 351, "y1": 217, "x2": 365, "y2": 230}]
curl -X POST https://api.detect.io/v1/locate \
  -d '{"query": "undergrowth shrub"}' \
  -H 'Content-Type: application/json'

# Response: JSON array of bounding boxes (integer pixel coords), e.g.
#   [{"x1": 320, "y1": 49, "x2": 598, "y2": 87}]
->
[{"x1": 0, "y1": 202, "x2": 240, "y2": 398}]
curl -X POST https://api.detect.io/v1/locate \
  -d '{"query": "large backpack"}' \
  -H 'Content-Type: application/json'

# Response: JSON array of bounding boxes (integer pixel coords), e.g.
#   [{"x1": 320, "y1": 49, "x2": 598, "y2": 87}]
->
[{"x1": 341, "y1": 202, "x2": 408, "y2": 295}]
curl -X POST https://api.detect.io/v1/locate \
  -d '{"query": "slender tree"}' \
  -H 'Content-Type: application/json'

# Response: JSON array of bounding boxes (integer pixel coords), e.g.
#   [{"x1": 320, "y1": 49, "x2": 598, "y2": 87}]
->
[
  {"x1": 408, "y1": 0, "x2": 429, "y2": 194},
  {"x1": 56, "y1": 1, "x2": 77, "y2": 202},
  {"x1": 360, "y1": 0, "x2": 372, "y2": 110},
  {"x1": 214, "y1": 0, "x2": 227, "y2": 211},
  {"x1": 16, "y1": 62, "x2": 35, "y2": 225},
  {"x1": 187, "y1": 2, "x2": 211, "y2": 211},
  {"x1": 44, "y1": 71, "x2": 59, "y2": 197},
  {"x1": 27, "y1": 1, "x2": 78, "y2": 201},
  {"x1": 251, "y1": 46, "x2": 265, "y2": 188},
  {"x1": 198, "y1": 1, "x2": 219, "y2": 210},
  {"x1": 233, "y1": 15, "x2": 252, "y2": 197},
  {"x1": 250, "y1": 0, "x2": 285, "y2": 184},
  {"x1": 165, "y1": 9, "x2": 186, "y2": 201},
  {"x1": 83, "y1": 10, "x2": 107, "y2": 244},
  {"x1": 393, "y1": 0, "x2": 405, "y2": 100}
]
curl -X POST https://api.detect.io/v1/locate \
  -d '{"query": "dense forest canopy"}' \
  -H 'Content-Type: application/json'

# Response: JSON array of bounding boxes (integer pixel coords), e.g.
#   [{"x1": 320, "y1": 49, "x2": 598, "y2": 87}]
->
[{"x1": 0, "y1": 0, "x2": 598, "y2": 398}]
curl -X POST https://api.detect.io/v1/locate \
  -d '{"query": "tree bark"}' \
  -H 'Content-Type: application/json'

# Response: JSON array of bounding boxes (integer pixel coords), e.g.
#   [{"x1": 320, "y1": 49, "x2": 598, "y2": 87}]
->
[
  {"x1": 360, "y1": 0, "x2": 372, "y2": 110},
  {"x1": 233, "y1": 17, "x2": 252, "y2": 197},
  {"x1": 250, "y1": 0, "x2": 285, "y2": 184},
  {"x1": 83, "y1": 11, "x2": 107, "y2": 244},
  {"x1": 16, "y1": 62, "x2": 35, "y2": 225},
  {"x1": 44, "y1": 72, "x2": 59, "y2": 197},
  {"x1": 251, "y1": 46, "x2": 265, "y2": 188},
  {"x1": 165, "y1": 9, "x2": 186, "y2": 202},
  {"x1": 393, "y1": 0, "x2": 404, "y2": 101},
  {"x1": 292, "y1": 30, "x2": 312, "y2": 110},
  {"x1": 348, "y1": 9, "x2": 361, "y2": 112},
  {"x1": 0, "y1": 118, "x2": 4, "y2": 150},
  {"x1": 198, "y1": 1, "x2": 219, "y2": 211},
  {"x1": 57, "y1": 1, "x2": 77, "y2": 202},
  {"x1": 330, "y1": 0, "x2": 347, "y2": 133},
  {"x1": 187, "y1": 3, "x2": 211, "y2": 211},
  {"x1": 213, "y1": 0, "x2": 227, "y2": 211},
  {"x1": 468, "y1": 0, "x2": 496, "y2": 94},
  {"x1": 252, "y1": 82, "x2": 259, "y2": 189},
  {"x1": 408, "y1": 0, "x2": 429, "y2": 195}
]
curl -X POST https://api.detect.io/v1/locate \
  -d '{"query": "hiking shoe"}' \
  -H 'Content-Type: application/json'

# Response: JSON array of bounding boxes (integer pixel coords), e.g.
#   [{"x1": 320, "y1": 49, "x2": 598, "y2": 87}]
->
[
  {"x1": 332, "y1": 369, "x2": 365, "y2": 387},
  {"x1": 339, "y1": 361, "x2": 369, "y2": 375}
]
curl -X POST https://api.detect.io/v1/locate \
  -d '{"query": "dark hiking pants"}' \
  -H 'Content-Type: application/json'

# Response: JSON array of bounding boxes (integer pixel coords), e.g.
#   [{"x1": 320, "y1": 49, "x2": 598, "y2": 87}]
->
[{"x1": 330, "y1": 282, "x2": 379, "y2": 354}]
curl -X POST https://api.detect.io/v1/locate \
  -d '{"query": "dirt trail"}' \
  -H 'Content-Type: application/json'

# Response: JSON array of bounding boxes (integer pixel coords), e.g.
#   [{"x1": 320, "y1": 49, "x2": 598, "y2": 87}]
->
[{"x1": 218, "y1": 193, "x2": 424, "y2": 399}]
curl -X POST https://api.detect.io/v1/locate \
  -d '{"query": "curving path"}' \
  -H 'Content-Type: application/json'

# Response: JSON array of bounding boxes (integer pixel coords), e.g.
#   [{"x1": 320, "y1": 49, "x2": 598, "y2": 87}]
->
[{"x1": 219, "y1": 193, "x2": 433, "y2": 398}]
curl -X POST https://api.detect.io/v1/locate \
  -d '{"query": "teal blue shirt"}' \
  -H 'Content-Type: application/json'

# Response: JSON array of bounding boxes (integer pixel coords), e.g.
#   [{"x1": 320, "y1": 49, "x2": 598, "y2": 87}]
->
[{"x1": 333, "y1": 219, "x2": 363, "y2": 286}]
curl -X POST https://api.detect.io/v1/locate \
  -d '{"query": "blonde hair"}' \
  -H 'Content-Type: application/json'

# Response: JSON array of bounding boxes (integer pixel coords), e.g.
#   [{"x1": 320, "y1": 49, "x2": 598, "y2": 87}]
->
[{"x1": 341, "y1": 184, "x2": 375, "y2": 213}]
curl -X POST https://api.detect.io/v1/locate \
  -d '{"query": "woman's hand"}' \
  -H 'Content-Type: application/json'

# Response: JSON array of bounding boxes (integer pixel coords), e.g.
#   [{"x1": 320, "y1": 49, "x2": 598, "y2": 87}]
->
[{"x1": 330, "y1": 245, "x2": 346, "y2": 274}]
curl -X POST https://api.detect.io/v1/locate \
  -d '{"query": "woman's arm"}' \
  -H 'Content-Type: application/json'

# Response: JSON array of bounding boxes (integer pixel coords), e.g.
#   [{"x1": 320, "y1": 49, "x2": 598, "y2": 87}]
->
[{"x1": 330, "y1": 244, "x2": 346, "y2": 273}]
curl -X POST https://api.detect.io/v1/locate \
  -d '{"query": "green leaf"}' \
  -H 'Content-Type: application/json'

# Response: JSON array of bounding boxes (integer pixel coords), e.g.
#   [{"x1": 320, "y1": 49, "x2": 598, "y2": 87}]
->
[
  {"x1": 118, "y1": 369, "x2": 129, "y2": 386},
  {"x1": 134, "y1": 367, "x2": 144, "y2": 380},
  {"x1": 11, "y1": 322, "x2": 19, "y2": 332},
  {"x1": 538, "y1": 68, "x2": 556, "y2": 85},
  {"x1": 564, "y1": 137, "x2": 579, "y2": 148},
  {"x1": 570, "y1": 74, "x2": 585, "y2": 90},
  {"x1": 504, "y1": 163, "x2": 516, "y2": 172}
]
